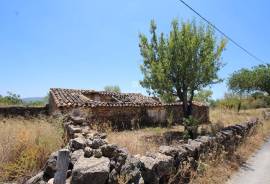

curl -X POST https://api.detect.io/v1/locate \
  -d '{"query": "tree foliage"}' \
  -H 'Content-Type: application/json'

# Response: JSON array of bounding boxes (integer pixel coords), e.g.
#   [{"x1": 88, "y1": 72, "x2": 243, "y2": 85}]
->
[
  {"x1": 0, "y1": 92, "x2": 23, "y2": 106},
  {"x1": 104, "y1": 85, "x2": 121, "y2": 93},
  {"x1": 193, "y1": 89, "x2": 213, "y2": 104},
  {"x1": 139, "y1": 19, "x2": 227, "y2": 117},
  {"x1": 228, "y1": 64, "x2": 270, "y2": 95}
]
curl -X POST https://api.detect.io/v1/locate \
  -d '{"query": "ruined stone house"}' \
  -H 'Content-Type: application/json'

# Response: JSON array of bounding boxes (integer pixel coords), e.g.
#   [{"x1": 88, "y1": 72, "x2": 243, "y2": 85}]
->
[{"x1": 49, "y1": 88, "x2": 209, "y2": 129}]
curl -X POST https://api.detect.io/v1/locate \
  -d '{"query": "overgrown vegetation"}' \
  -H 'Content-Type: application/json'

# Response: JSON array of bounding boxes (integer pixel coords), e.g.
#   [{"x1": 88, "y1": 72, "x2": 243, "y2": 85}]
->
[
  {"x1": 212, "y1": 92, "x2": 270, "y2": 111},
  {"x1": 0, "y1": 92, "x2": 48, "y2": 107},
  {"x1": 0, "y1": 92, "x2": 23, "y2": 106},
  {"x1": 104, "y1": 85, "x2": 121, "y2": 93},
  {"x1": 107, "y1": 108, "x2": 264, "y2": 155},
  {"x1": 0, "y1": 116, "x2": 64, "y2": 183}
]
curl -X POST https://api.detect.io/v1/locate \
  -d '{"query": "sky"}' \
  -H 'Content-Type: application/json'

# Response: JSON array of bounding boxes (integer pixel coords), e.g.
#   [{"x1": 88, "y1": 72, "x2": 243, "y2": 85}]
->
[{"x1": 0, "y1": 0, "x2": 269, "y2": 99}]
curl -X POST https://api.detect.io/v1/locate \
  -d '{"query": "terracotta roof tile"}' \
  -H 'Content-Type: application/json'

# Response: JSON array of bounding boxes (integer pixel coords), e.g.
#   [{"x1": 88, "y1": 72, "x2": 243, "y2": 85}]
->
[{"x1": 50, "y1": 88, "x2": 206, "y2": 108}]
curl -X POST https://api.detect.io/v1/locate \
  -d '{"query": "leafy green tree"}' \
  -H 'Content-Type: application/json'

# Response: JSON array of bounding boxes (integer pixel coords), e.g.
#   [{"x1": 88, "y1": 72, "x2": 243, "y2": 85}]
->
[
  {"x1": 104, "y1": 85, "x2": 121, "y2": 93},
  {"x1": 228, "y1": 64, "x2": 270, "y2": 95},
  {"x1": 139, "y1": 19, "x2": 227, "y2": 117},
  {"x1": 193, "y1": 89, "x2": 213, "y2": 104}
]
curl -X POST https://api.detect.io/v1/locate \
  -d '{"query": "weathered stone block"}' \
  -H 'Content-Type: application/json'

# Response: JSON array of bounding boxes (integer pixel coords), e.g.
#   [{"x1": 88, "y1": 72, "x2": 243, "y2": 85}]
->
[
  {"x1": 140, "y1": 153, "x2": 174, "y2": 184},
  {"x1": 71, "y1": 157, "x2": 110, "y2": 184}
]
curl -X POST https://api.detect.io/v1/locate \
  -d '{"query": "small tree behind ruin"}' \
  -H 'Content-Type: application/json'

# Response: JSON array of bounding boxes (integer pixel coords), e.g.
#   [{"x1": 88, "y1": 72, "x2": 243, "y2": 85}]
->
[
  {"x1": 139, "y1": 19, "x2": 227, "y2": 118},
  {"x1": 104, "y1": 85, "x2": 121, "y2": 93}
]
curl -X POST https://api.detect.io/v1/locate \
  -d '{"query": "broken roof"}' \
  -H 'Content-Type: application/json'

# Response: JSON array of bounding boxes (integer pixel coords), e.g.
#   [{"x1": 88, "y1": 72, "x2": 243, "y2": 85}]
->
[
  {"x1": 50, "y1": 88, "x2": 162, "y2": 108},
  {"x1": 50, "y1": 88, "x2": 206, "y2": 108}
]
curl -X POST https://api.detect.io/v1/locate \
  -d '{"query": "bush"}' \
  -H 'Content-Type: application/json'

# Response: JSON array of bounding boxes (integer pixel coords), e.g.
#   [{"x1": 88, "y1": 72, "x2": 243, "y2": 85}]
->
[{"x1": 0, "y1": 92, "x2": 23, "y2": 106}]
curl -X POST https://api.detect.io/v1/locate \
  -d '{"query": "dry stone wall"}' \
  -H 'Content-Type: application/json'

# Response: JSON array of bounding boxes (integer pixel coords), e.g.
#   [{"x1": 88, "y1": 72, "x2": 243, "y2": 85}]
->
[
  {"x1": 26, "y1": 113, "x2": 259, "y2": 184},
  {"x1": 0, "y1": 106, "x2": 48, "y2": 117},
  {"x1": 68, "y1": 104, "x2": 209, "y2": 131}
]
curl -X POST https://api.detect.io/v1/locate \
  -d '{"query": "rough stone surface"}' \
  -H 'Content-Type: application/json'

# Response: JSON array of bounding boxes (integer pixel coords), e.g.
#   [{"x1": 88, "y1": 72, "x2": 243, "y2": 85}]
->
[
  {"x1": 89, "y1": 138, "x2": 107, "y2": 149},
  {"x1": 71, "y1": 157, "x2": 110, "y2": 184},
  {"x1": 70, "y1": 137, "x2": 86, "y2": 150},
  {"x1": 25, "y1": 171, "x2": 44, "y2": 184},
  {"x1": 120, "y1": 156, "x2": 143, "y2": 184},
  {"x1": 101, "y1": 144, "x2": 118, "y2": 158},
  {"x1": 84, "y1": 147, "x2": 93, "y2": 158},
  {"x1": 68, "y1": 125, "x2": 82, "y2": 135},
  {"x1": 71, "y1": 149, "x2": 84, "y2": 165},
  {"x1": 140, "y1": 153, "x2": 174, "y2": 184},
  {"x1": 93, "y1": 149, "x2": 103, "y2": 158},
  {"x1": 70, "y1": 115, "x2": 86, "y2": 125},
  {"x1": 27, "y1": 114, "x2": 260, "y2": 184},
  {"x1": 43, "y1": 151, "x2": 58, "y2": 179}
]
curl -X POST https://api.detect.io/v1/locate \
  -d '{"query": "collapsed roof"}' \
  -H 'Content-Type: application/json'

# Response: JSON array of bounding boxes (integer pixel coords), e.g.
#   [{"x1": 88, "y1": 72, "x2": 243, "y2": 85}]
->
[
  {"x1": 50, "y1": 88, "x2": 162, "y2": 108},
  {"x1": 50, "y1": 88, "x2": 206, "y2": 108}
]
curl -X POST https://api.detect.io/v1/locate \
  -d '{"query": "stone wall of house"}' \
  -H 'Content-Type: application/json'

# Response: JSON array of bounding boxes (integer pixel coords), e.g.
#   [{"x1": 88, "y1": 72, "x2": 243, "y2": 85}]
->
[
  {"x1": 83, "y1": 104, "x2": 209, "y2": 130},
  {"x1": 26, "y1": 114, "x2": 259, "y2": 184},
  {"x1": 49, "y1": 93, "x2": 209, "y2": 129},
  {"x1": 0, "y1": 106, "x2": 48, "y2": 117}
]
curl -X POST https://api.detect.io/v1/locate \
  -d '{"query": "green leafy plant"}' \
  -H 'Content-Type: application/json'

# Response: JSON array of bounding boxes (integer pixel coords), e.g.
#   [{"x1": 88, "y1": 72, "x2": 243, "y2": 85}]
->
[
  {"x1": 183, "y1": 116, "x2": 199, "y2": 139},
  {"x1": 139, "y1": 19, "x2": 227, "y2": 119}
]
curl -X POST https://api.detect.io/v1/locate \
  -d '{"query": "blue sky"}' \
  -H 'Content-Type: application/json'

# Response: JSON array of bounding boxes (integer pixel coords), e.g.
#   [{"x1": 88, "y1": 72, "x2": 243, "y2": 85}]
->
[{"x1": 0, "y1": 0, "x2": 269, "y2": 99}]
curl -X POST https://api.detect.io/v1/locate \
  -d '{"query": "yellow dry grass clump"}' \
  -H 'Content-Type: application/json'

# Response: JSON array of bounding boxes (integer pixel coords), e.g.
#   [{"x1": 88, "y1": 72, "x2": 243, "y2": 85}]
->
[
  {"x1": 210, "y1": 108, "x2": 265, "y2": 126},
  {"x1": 107, "y1": 126, "x2": 184, "y2": 155},
  {"x1": 0, "y1": 116, "x2": 64, "y2": 183}
]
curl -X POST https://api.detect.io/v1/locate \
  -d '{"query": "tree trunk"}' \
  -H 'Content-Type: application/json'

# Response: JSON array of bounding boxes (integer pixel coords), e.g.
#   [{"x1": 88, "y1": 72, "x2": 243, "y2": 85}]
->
[{"x1": 179, "y1": 91, "x2": 196, "y2": 139}]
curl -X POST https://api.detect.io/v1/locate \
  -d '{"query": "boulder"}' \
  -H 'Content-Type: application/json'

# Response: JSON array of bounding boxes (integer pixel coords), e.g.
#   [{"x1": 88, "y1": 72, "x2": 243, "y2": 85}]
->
[
  {"x1": 71, "y1": 149, "x2": 84, "y2": 165},
  {"x1": 140, "y1": 153, "x2": 174, "y2": 184},
  {"x1": 25, "y1": 171, "x2": 44, "y2": 184},
  {"x1": 101, "y1": 144, "x2": 118, "y2": 158},
  {"x1": 93, "y1": 149, "x2": 103, "y2": 158},
  {"x1": 89, "y1": 138, "x2": 107, "y2": 149},
  {"x1": 159, "y1": 145, "x2": 187, "y2": 166},
  {"x1": 43, "y1": 151, "x2": 58, "y2": 179},
  {"x1": 68, "y1": 125, "x2": 82, "y2": 135},
  {"x1": 108, "y1": 169, "x2": 118, "y2": 184},
  {"x1": 70, "y1": 137, "x2": 86, "y2": 150},
  {"x1": 71, "y1": 157, "x2": 110, "y2": 184},
  {"x1": 84, "y1": 147, "x2": 93, "y2": 158},
  {"x1": 70, "y1": 115, "x2": 86, "y2": 125},
  {"x1": 120, "y1": 156, "x2": 143, "y2": 184}
]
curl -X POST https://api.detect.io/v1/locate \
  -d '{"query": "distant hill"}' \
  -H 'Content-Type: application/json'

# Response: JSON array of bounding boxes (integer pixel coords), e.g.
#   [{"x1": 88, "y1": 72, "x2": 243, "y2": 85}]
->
[{"x1": 22, "y1": 97, "x2": 45, "y2": 102}]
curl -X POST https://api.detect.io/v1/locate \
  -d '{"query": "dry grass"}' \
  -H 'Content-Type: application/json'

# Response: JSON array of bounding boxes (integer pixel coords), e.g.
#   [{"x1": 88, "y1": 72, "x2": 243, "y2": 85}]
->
[
  {"x1": 210, "y1": 108, "x2": 266, "y2": 126},
  {"x1": 190, "y1": 116, "x2": 270, "y2": 184},
  {"x1": 0, "y1": 116, "x2": 64, "y2": 183},
  {"x1": 108, "y1": 108, "x2": 269, "y2": 156},
  {"x1": 107, "y1": 126, "x2": 184, "y2": 155}
]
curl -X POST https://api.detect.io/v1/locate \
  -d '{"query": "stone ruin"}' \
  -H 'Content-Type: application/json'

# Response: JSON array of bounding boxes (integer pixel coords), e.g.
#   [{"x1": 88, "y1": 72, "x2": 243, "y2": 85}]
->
[
  {"x1": 26, "y1": 110, "x2": 260, "y2": 184},
  {"x1": 48, "y1": 88, "x2": 209, "y2": 129}
]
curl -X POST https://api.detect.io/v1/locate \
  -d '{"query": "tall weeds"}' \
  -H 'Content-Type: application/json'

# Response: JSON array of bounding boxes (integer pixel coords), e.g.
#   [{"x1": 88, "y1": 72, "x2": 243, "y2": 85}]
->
[{"x1": 0, "y1": 116, "x2": 63, "y2": 183}]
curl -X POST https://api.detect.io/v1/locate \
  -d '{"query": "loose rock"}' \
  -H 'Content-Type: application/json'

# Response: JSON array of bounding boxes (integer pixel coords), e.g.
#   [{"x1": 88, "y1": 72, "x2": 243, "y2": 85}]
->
[
  {"x1": 70, "y1": 137, "x2": 86, "y2": 150},
  {"x1": 140, "y1": 153, "x2": 174, "y2": 184},
  {"x1": 43, "y1": 151, "x2": 58, "y2": 179},
  {"x1": 71, "y1": 149, "x2": 84, "y2": 165},
  {"x1": 84, "y1": 147, "x2": 93, "y2": 158},
  {"x1": 93, "y1": 149, "x2": 103, "y2": 158},
  {"x1": 71, "y1": 157, "x2": 110, "y2": 184}
]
